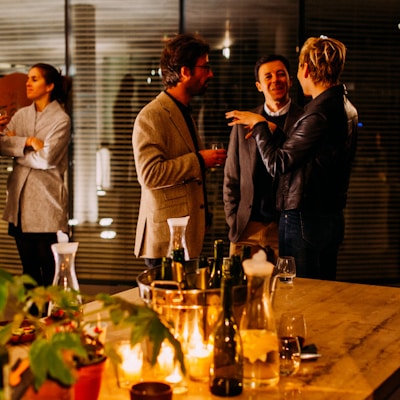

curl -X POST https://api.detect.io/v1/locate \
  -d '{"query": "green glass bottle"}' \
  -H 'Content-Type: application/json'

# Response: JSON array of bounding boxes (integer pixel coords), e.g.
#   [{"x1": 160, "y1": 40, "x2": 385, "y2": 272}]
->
[
  {"x1": 209, "y1": 276, "x2": 243, "y2": 396},
  {"x1": 241, "y1": 245, "x2": 252, "y2": 262},
  {"x1": 230, "y1": 254, "x2": 242, "y2": 286},
  {"x1": 160, "y1": 256, "x2": 173, "y2": 280},
  {"x1": 172, "y1": 248, "x2": 186, "y2": 288},
  {"x1": 208, "y1": 240, "x2": 224, "y2": 289},
  {"x1": 239, "y1": 245, "x2": 251, "y2": 285}
]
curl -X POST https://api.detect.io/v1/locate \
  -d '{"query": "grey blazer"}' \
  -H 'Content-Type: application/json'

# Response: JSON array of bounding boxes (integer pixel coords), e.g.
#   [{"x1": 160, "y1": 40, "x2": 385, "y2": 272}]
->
[
  {"x1": 132, "y1": 91, "x2": 206, "y2": 259},
  {"x1": 223, "y1": 102, "x2": 303, "y2": 242},
  {"x1": 1, "y1": 101, "x2": 71, "y2": 232}
]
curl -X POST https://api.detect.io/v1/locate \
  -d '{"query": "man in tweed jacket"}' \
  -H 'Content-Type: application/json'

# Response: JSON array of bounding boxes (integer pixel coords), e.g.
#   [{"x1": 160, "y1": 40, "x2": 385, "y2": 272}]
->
[{"x1": 133, "y1": 33, "x2": 227, "y2": 268}]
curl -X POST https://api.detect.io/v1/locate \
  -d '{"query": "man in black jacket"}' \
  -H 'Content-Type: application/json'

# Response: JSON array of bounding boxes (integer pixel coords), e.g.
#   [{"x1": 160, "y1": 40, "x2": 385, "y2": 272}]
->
[
  {"x1": 226, "y1": 37, "x2": 358, "y2": 280},
  {"x1": 223, "y1": 55, "x2": 303, "y2": 263}
]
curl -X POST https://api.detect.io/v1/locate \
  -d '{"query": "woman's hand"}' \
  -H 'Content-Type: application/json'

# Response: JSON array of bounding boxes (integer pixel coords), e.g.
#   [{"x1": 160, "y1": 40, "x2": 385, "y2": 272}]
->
[
  {"x1": 226, "y1": 110, "x2": 278, "y2": 139},
  {"x1": 226, "y1": 110, "x2": 267, "y2": 138}
]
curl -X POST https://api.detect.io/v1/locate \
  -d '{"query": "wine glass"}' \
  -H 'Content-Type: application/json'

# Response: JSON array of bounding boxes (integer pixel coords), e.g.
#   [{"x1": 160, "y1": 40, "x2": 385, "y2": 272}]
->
[
  {"x1": 278, "y1": 313, "x2": 306, "y2": 376},
  {"x1": 279, "y1": 336, "x2": 301, "y2": 376},
  {"x1": 211, "y1": 143, "x2": 225, "y2": 167},
  {"x1": 211, "y1": 142, "x2": 224, "y2": 150},
  {"x1": 278, "y1": 313, "x2": 307, "y2": 350},
  {"x1": 275, "y1": 256, "x2": 296, "y2": 285}
]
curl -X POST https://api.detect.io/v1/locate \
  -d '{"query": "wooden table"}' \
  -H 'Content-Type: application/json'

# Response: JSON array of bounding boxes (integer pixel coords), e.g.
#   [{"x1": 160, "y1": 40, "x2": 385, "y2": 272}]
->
[{"x1": 92, "y1": 278, "x2": 400, "y2": 400}]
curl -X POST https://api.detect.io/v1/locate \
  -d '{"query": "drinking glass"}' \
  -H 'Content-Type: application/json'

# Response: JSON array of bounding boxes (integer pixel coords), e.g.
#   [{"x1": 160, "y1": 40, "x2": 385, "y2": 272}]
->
[
  {"x1": 275, "y1": 256, "x2": 296, "y2": 285},
  {"x1": 278, "y1": 313, "x2": 307, "y2": 350},
  {"x1": 211, "y1": 143, "x2": 225, "y2": 167},
  {"x1": 211, "y1": 142, "x2": 224, "y2": 150},
  {"x1": 279, "y1": 336, "x2": 301, "y2": 376},
  {"x1": 278, "y1": 313, "x2": 306, "y2": 376}
]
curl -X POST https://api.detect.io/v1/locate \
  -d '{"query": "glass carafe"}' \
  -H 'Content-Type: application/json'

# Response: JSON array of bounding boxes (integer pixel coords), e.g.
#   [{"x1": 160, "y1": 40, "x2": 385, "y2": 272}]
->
[
  {"x1": 48, "y1": 242, "x2": 82, "y2": 317},
  {"x1": 239, "y1": 250, "x2": 280, "y2": 389},
  {"x1": 167, "y1": 216, "x2": 190, "y2": 261}
]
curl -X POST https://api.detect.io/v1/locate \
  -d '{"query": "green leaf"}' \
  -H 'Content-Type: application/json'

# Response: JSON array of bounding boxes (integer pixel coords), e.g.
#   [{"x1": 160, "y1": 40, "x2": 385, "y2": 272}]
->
[
  {"x1": 0, "y1": 324, "x2": 12, "y2": 346},
  {"x1": 0, "y1": 285, "x2": 8, "y2": 316},
  {"x1": 29, "y1": 332, "x2": 87, "y2": 389},
  {"x1": 0, "y1": 270, "x2": 14, "y2": 315},
  {"x1": 29, "y1": 340, "x2": 52, "y2": 389}
]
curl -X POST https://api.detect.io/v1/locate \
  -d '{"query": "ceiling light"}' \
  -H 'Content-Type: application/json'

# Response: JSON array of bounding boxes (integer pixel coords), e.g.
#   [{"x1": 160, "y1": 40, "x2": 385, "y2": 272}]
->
[{"x1": 100, "y1": 230, "x2": 116, "y2": 239}]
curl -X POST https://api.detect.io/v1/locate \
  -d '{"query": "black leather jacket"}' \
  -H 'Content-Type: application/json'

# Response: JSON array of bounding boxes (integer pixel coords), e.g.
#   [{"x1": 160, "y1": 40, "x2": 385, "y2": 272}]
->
[{"x1": 253, "y1": 84, "x2": 358, "y2": 212}]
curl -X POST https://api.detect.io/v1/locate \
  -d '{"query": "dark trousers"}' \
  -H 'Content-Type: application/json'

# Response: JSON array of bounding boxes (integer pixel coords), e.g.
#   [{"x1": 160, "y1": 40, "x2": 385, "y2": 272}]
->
[
  {"x1": 278, "y1": 210, "x2": 344, "y2": 280},
  {"x1": 144, "y1": 258, "x2": 162, "y2": 269},
  {"x1": 14, "y1": 232, "x2": 58, "y2": 287}
]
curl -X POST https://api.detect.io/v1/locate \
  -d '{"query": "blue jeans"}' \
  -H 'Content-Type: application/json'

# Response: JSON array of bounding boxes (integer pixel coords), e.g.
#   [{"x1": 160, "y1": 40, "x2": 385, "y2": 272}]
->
[{"x1": 278, "y1": 210, "x2": 344, "y2": 280}]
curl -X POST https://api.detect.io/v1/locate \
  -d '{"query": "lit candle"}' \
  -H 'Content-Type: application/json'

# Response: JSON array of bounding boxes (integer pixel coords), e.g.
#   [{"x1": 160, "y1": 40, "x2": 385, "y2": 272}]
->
[
  {"x1": 117, "y1": 342, "x2": 143, "y2": 388},
  {"x1": 157, "y1": 342, "x2": 175, "y2": 375},
  {"x1": 182, "y1": 310, "x2": 213, "y2": 381},
  {"x1": 187, "y1": 343, "x2": 213, "y2": 381},
  {"x1": 165, "y1": 363, "x2": 185, "y2": 384}
]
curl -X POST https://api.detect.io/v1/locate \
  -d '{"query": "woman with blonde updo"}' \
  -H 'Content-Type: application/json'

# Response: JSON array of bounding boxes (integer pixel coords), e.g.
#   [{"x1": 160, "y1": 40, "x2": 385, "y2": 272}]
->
[{"x1": 225, "y1": 36, "x2": 358, "y2": 280}]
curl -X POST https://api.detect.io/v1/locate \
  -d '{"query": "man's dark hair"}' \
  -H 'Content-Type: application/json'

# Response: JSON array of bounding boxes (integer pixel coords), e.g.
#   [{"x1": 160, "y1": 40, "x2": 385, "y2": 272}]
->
[
  {"x1": 160, "y1": 33, "x2": 210, "y2": 89},
  {"x1": 254, "y1": 54, "x2": 291, "y2": 82}
]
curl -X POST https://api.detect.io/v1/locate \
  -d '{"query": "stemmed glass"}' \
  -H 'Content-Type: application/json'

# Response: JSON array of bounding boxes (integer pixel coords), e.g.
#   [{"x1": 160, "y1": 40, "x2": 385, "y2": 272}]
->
[
  {"x1": 278, "y1": 313, "x2": 307, "y2": 349},
  {"x1": 211, "y1": 143, "x2": 225, "y2": 168},
  {"x1": 279, "y1": 337, "x2": 301, "y2": 376},
  {"x1": 278, "y1": 313, "x2": 307, "y2": 376},
  {"x1": 275, "y1": 256, "x2": 296, "y2": 285}
]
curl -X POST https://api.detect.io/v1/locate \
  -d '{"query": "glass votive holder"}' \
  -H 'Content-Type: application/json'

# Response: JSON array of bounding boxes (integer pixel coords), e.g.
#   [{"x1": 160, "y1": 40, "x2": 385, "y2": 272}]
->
[
  {"x1": 115, "y1": 341, "x2": 143, "y2": 388},
  {"x1": 142, "y1": 339, "x2": 188, "y2": 394},
  {"x1": 186, "y1": 342, "x2": 213, "y2": 382}
]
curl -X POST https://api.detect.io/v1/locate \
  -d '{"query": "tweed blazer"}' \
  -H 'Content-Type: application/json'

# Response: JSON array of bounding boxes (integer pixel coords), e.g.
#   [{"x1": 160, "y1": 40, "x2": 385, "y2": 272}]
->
[
  {"x1": 0, "y1": 101, "x2": 71, "y2": 232},
  {"x1": 132, "y1": 91, "x2": 206, "y2": 259},
  {"x1": 223, "y1": 102, "x2": 303, "y2": 243}
]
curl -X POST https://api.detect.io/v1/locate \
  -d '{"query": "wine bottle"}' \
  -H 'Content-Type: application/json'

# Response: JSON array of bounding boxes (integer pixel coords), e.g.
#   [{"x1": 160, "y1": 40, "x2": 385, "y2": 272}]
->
[
  {"x1": 208, "y1": 239, "x2": 224, "y2": 289},
  {"x1": 240, "y1": 245, "x2": 251, "y2": 285},
  {"x1": 230, "y1": 254, "x2": 242, "y2": 286},
  {"x1": 241, "y1": 245, "x2": 251, "y2": 260},
  {"x1": 160, "y1": 256, "x2": 173, "y2": 280},
  {"x1": 172, "y1": 248, "x2": 186, "y2": 288},
  {"x1": 209, "y1": 276, "x2": 243, "y2": 396}
]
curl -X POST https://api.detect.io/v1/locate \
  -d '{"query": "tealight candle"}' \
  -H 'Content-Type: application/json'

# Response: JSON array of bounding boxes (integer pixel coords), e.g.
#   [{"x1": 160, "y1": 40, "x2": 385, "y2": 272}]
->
[
  {"x1": 156, "y1": 342, "x2": 175, "y2": 376},
  {"x1": 187, "y1": 343, "x2": 213, "y2": 381},
  {"x1": 154, "y1": 342, "x2": 187, "y2": 392},
  {"x1": 116, "y1": 342, "x2": 143, "y2": 388}
]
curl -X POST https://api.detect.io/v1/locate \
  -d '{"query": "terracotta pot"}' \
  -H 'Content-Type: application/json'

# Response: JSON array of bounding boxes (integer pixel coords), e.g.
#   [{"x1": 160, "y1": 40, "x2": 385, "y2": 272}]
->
[
  {"x1": 21, "y1": 380, "x2": 73, "y2": 400},
  {"x1": 74, "y1": 357, "x2": 107, "y2": 400}
]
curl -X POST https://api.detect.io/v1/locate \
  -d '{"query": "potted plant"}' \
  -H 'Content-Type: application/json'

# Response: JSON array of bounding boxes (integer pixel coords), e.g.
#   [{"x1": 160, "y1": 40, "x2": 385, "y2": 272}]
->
[{"x1": 0, "y1": 268, "x2": 185, "y2": 399}]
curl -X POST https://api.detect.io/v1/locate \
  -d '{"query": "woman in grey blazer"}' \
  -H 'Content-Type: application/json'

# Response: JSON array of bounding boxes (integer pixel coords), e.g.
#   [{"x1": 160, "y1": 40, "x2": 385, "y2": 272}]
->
[{"x1": 0, "y1": 63, "x2": 71, "y2": 287}]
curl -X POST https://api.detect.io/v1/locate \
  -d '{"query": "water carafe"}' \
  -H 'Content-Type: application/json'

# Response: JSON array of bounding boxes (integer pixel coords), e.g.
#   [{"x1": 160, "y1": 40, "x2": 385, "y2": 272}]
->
[
  {"x1": 48, "y1": 241, "x2": 82, "y2": 317},
  {"x1": 167, "y1": 216, "x2": 190, "y2": 261},
  {"x1": 239, "y1": 250, "x2": 280, "y2": 388}
]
